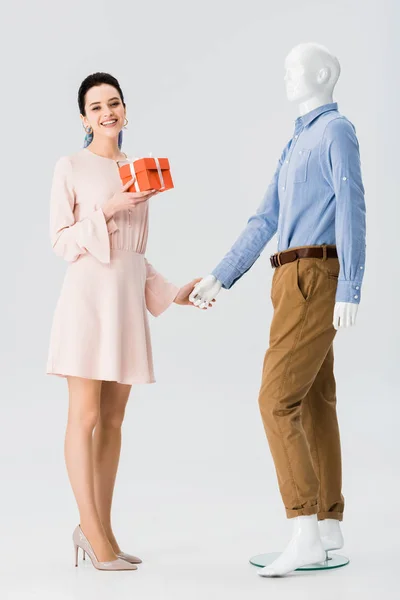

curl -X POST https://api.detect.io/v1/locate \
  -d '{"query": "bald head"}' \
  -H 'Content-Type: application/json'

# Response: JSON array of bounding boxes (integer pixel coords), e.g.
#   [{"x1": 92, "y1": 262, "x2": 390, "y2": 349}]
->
[{"x1": 284, "y1": 43, "x2": 341, "y2": 104}]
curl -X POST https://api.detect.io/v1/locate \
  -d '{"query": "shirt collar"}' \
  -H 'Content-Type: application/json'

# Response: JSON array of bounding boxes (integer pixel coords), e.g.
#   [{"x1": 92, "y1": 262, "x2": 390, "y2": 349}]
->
[{"x1": 295, "y1": 102, "x2": 338, "y2": 128}]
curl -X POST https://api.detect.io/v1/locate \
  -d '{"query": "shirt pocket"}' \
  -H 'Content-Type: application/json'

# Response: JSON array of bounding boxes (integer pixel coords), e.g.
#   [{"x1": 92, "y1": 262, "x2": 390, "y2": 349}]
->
[{"x1": 293, "y1": 148, "x2": 311, "y2": 183}]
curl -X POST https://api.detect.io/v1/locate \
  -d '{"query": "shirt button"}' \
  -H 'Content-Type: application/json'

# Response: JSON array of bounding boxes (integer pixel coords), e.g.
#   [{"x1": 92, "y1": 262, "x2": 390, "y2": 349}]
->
[
  {"x1": 360, "y1": 266, "x2": 363, "y2": 270},
  {"x1": 356, "y1": 286, "x2": 360, "y2": 290},
  {"x1": 354, "y1": 295, "x2": 359, "y2": 299},
  {"x1": 343, "y1": 176, "x2": 347, "y2": 181},
  {"x1": 286, "y1": 160, "x2": 289, "y2": 163},
  {"x1": 282, "y1": 186, "x2": 285, "y2": 191},
  {"x1": 295, "y1": 135, "x2": 298, "y2": 139}
]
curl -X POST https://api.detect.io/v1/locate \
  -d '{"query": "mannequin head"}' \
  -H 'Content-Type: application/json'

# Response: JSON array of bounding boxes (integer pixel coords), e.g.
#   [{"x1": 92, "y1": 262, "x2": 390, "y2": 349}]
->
[{"x1": 284, "y1": 43, "x2": 341, "y2": 114}]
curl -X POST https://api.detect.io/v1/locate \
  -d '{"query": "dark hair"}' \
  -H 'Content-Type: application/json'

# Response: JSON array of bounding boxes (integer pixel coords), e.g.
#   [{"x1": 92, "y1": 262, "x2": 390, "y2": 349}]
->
[{"x1": 78, "y1": 72, "x2": 125, "y2": 116}]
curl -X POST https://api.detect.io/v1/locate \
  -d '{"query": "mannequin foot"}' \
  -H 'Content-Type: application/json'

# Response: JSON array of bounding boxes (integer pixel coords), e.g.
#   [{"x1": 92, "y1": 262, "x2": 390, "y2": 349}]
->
[
  {"x1": 258, "y1": 515, "x2": 325, "y2": 577},
  {"x1": 257, "y1": 539, "x2": 325, "y2": 577},
  {"x1": 318, "y1": 518, "x2": 344, "y2": 552}
]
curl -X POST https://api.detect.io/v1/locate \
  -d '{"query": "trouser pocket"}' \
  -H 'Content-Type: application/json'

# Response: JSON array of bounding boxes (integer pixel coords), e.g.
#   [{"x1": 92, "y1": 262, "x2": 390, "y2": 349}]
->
[{"x1": 294, "y1": 259, "x2": 316, "y2": 303}]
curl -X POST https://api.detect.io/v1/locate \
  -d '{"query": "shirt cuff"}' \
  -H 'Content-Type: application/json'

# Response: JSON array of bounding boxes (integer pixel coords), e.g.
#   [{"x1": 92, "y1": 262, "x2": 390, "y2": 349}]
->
[
  {"x1": 96, "y1": 205, "x2": 119, "y2": 235},
  {"x1": 211, "y1": 262, "x2": 242, "y2": 289},
  {"x1": 146, "y1": 283, "x2": 179, "y2": 317},
  {"x1": 335, "y1": 280, "x2": 362, "y2": 304},
  {"x1": 106, "y1": 217, "x2": 119, "y2": 235}
]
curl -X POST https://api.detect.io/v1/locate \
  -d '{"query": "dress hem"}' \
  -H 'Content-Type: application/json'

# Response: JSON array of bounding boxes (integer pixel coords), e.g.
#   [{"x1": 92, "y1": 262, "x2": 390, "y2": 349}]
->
[{"x1": 46, "y1": 369, "x2": 156, "y2": 386}]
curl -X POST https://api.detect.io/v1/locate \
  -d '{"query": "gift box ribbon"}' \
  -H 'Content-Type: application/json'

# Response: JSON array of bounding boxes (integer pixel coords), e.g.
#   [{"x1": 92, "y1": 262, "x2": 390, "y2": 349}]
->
[{"x1": 129, "y1": 155, "x2": 165, "y2": 192}]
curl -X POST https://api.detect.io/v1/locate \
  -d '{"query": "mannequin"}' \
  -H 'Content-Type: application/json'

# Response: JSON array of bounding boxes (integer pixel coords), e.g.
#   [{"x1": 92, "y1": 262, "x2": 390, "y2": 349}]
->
[
  {"x1": 190, "y1": 43, "x2": 366, "y2": 576},
  {"x1": 190, "y1": 45, "x2": 360, "y2": 330}
]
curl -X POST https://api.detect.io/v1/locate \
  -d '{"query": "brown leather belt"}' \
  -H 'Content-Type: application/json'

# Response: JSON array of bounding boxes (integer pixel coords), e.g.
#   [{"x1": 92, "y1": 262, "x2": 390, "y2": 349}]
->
[{"x1": 270, "y1": 245, "x2": 338, "y2": 268}]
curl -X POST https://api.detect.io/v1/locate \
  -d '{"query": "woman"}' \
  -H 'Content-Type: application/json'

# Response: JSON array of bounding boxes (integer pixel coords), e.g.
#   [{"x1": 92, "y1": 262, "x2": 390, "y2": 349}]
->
[{"x1": 47, "y1": 72, "x2": 209, "y2": 571}]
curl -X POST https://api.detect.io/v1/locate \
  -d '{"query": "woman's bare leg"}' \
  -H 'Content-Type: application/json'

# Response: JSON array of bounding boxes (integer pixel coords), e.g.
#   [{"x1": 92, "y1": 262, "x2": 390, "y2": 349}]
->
[
  {"x1": 93, "y1": 381, "x2": 131, "y2": 553},
  {"x1": 65, "y1": 376, "x2": 117, "y2": 562}
]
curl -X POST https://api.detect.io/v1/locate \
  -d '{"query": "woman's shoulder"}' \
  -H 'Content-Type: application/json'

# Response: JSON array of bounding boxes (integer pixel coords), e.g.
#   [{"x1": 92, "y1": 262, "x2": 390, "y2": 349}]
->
[
  {"x1": 55, "y1": 149, "x2": 86, "y2": 166},
  {"x1": 52, "y1": 149, "x2": 88, "y2": 177}
]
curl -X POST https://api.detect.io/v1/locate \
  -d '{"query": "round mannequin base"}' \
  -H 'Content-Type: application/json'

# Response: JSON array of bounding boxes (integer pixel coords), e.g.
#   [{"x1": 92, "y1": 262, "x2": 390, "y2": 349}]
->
[{"x1": 249, "y1": 552, "x2": 349, "y2": 571}]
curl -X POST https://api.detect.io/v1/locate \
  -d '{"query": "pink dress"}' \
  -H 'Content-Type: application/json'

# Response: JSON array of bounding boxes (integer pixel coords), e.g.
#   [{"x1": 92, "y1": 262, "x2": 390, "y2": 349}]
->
[{"x1": 46, "y1": 148, "x2": 179, "y2": 385}]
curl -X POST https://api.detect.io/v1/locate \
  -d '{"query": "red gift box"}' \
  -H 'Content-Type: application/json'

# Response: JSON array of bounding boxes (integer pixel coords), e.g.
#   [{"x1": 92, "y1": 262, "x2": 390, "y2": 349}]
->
[{"x1": 119, "y1": 157, "x2": 174, "y2": 194}]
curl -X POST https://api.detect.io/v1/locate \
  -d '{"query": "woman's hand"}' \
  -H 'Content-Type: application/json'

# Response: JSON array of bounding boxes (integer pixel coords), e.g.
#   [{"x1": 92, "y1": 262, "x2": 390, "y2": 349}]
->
[
  {"x1": 174, "y1": 278, "x2": 216, "y2": 308},
  {"x1": 102, "y1": 178, "x2": 157, "y2": 220}
]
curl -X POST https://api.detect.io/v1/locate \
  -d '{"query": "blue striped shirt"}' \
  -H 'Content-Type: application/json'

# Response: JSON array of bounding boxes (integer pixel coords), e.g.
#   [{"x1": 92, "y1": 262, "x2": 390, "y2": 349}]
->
[{"x1": 212, "y1": 103, "x2": 366, "y2": 304}]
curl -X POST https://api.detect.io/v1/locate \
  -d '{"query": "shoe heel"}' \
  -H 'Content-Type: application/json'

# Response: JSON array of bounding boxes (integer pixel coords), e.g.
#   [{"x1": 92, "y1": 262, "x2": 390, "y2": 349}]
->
[{"x1": 74, "y1": 543, "x2": 79, "y2": 567}]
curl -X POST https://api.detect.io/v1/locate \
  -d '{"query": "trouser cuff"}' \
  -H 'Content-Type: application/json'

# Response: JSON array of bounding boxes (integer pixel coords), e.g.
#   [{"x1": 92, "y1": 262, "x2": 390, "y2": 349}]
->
[
  {"x1": 286, "y1": 505, "x2": 318, "y2": 519},
  {"x1": 318, "y1": 511, "x2": 343, "y2": 522}
]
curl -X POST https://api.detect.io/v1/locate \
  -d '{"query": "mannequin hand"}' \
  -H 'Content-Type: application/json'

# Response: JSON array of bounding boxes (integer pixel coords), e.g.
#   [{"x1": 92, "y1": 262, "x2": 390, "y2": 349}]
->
[
  {"x1": 189, "y1": 274, "x2": 222, "y2": 309},
  {"x1": 174, "y1": 278, "x2": 216, "y2": 308},
  {"x1": 333, "y1": 302, "x2": 358, "y2": 330}
]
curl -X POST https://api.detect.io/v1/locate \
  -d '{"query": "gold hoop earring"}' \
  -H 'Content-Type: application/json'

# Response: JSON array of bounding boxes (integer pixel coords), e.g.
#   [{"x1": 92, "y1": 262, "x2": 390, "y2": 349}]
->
[{"x1": 123, "y1": 118, "x2": 128, "y2": 129}]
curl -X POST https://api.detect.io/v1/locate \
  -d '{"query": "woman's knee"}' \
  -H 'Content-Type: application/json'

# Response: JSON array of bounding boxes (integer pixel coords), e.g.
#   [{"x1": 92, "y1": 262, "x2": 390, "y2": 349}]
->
[
  {"x1": 99, "y1": 406, "x2": 126, "y2": 430},
  {"x1": 99, "y1": 382, "x2": 130, "y2": 429},
  {"x1": 66, "y1": 377, "x2": 102, "y2": 432},
  {"x1": 68, "y1": 408, "x2": 100, "y2": 432}
]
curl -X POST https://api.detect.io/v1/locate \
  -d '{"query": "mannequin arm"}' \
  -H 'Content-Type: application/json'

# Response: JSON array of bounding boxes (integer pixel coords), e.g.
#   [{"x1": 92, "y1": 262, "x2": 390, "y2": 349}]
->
[
  {"x1": 210, "y1": 140, "x2": 292, "y2": 290},
  {"x1": 188, "y1": 143, "x2": 291, "y2": 308},
  {"x1": 321, "y1": 118, "x2": 366, "y2": 305}
]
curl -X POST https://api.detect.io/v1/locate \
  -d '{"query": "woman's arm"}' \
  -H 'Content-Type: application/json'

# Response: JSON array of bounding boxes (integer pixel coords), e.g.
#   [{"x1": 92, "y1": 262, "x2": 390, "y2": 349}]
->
[
  {"x1": 50, "y1": 156, "x2": 117, "y2": 263},
  {"x1": 144, "y1": 259, "x2": 180, "y2": 316}
]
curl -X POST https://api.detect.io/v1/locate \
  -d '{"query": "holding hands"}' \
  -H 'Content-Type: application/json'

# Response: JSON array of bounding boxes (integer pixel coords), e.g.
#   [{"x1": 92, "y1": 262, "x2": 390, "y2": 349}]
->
[
  {"x1": 174, "y1": 278, "x2": 216, "y2": 309},
  {"x1": 189, "y1": 275, "x2": 222, "y2": 309}
]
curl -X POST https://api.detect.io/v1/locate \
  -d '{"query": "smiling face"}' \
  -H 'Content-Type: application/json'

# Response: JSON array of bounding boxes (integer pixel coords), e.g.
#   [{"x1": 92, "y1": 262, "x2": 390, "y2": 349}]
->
[{"x1": 81, "y1": 84, "x2": 126, "y2": 142}]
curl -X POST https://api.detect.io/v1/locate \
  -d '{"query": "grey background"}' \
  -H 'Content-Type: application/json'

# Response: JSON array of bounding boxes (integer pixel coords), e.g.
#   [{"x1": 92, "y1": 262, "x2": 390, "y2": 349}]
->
[{"x1": 1, "y1": 0, "x2": 398, "y2": 598}]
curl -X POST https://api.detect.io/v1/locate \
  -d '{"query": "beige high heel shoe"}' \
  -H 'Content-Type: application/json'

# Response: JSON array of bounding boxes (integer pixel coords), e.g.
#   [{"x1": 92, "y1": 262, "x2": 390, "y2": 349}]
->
[
  {"x1": 73, "y1": 525, "x2": 137, "y2": 571},
  {"x1": 116, "y1": 551, "x2": 142, "y2": 564}
]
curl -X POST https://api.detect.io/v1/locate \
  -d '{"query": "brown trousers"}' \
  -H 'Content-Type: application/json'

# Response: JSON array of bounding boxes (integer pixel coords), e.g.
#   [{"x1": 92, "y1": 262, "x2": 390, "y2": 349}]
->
[{"x1": 258, "y1": 247, "x2": 344, "y2": 521}]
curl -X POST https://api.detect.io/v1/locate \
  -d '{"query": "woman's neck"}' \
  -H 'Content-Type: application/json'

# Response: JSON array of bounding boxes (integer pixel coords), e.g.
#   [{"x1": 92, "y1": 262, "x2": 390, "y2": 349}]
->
[{"x1": 87, "y1": 136, "x2": 125, "y2": 160}]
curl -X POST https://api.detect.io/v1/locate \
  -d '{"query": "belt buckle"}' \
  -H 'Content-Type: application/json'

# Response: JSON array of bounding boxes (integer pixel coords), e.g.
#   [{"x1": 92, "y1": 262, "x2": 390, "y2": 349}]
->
[{"x1": 270, "y1": 253, "x2": 280, "y2": 268}]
